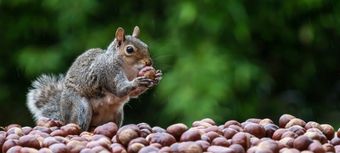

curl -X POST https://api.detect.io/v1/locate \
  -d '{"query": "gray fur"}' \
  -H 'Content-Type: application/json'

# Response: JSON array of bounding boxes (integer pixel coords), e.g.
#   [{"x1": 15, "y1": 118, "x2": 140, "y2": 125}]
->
[{"x1": 26, "y1": 28, "x2": 161, "y2": 131}]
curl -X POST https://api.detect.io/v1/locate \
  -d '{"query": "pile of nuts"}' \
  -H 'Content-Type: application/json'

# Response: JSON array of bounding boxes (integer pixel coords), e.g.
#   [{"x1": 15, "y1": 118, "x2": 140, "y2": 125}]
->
[{"x1": 1, "y1": 114, "x2": 340, "y2": 153}]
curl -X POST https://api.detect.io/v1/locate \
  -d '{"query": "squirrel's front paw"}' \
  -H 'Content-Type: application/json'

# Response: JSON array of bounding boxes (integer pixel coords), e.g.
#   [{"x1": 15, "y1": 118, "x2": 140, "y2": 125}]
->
[
  {"x1": 133, "y1": 76, "x2": 154, "y2": 88},
  {"x1": 153, "y1": 69, "x2": 162, "y2": 85}
]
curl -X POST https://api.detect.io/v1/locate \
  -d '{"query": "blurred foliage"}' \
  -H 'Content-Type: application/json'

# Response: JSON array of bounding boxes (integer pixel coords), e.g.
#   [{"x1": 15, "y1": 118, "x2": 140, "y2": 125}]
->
[{"x1": 0, "y1": 0, "x2": 339, "y2": 128}]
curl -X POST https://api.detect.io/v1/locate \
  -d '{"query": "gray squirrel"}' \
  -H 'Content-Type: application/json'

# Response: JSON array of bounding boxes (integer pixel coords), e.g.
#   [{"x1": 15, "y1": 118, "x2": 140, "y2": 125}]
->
[{"x1": 26, "y1": 26, "x2": 162, "y2": 131}]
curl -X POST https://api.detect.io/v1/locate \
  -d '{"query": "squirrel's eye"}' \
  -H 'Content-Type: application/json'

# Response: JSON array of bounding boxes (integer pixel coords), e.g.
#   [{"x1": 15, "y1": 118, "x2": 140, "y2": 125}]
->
[{"x1": 126, "y1": 46, "x2": 134, "y2": 54}]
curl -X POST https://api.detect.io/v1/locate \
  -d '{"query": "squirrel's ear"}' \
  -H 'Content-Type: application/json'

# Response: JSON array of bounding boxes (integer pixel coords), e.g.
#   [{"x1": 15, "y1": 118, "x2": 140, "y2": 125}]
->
[
  {"x1": 132, "y1": 26, "x2": 140, "y2": 38},
  {"x1": 115, "y1": 27, "x2": 125, "y2": 43}
]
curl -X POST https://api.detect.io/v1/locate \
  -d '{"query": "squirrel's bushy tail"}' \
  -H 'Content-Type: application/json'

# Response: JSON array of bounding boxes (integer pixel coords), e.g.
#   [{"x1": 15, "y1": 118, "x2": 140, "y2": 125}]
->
[{"x1": 27, "y1": 74, "x2": 64, "y2": 121}]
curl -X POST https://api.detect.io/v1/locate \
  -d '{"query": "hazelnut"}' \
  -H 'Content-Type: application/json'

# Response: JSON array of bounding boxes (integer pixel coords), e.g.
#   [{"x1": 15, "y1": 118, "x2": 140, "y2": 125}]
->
[
  {"x1": 49, "y1": 143, "x2": 68, "y2": 153},
  {"x1": 146, "y1": 132, "x2": 176, "y2": 146},
  {"x1": 272, "y1": 128, "x2": 288, "y2": 140},
  {"x1": 207, "y1": 145, "x2": 234, "y2": 153},
  {"x1": 138, "y1": 146, "x2": 159, "y2": 153},
  {"x1": 151, "y1": 126, "x2": 166, "y2": 133},
  {"x1": 211, "y1": 136, "x2": 230, "y2": 147},
  {"x1": 250, "y1": 137, "x2": 260, "y2": 146},
  {"x1": 6, "y1": 134, "x2": 20, "y2": 140},
  {"x1": 20, "y1": 147, "x2": 39, "y2": 153},
  {"x1": 66, "y1": 140, "x2": 86, "y2": 153},
  {"x1": 128, "y1": 137, "x2": 149, "y2": 146},
  {"x1": 231, "y1": 132, "x2": 250, "y2": 149},
  {"x1": 257, "y1": 140, "x2": 279, "y2": 153},
  {"x1": 279, "y1": 114, "x2": 296, "y2": 128},
  {"x1": 60, "y1": 123, "x2": 81, "y2": 135},
  {"x1": 116, "y1": 125, "x2": 140, "y2": 146},
  {"x1": 202, "y1": 131, "x2": 220, "y2": 142},
  {"x1": 288, "y1": 125, "x2": 305, "y2": 136},
  {"x1": 330, "y1": 136, "x2": 340, "y2": 146},
  {"x1": 137, "y1": 123, "x2": 152, "y2": 130},
  {"x1": 176, "y1": 142, "x2": 203, "y2": 152},
  {"x1": 38, "y1": 148, "x2": 53, "y2": 153},
  {"x1": 159, "y1": 146, "x2": 171, "y2": 152},
  {"x1": 139, "y1": 129, "x2": 151, "y2": 138},
  {"x1": 259, "y1": 118, "x2": 274, "y2": 126},
  {"x1": 180, "y1": 129, "x2": 201, "y2": 142},
  {"x1": 279, "y1": 148, "x2": 300, "y2": 153},
  {"x1": 111, "y1": 143, "x2": 127, "y2": 153},
  {"x1": 6, "y1": 146, "x2": 22, "y2": 153},
  {"x1": 281, "y1": 131, "x2": 298, "y2": 139},
  {"x1": 18, "y1": 135, "x2": 41, "y2": 149},
  {"x1": 86, "y1": 137, "x2": 111, "y2": 150},
  {"x1": 279, "y1": 137, "x2": 294, "y2": 148},
  {"x1": 42, "y1": 137, "x2": 59, "y2": 147},
  {"x1": 229, "y1": 144, "x2": 245, "y2": 153},
  {"x1": 285, "y1": 118, "x2": 306, "y2": 128},
  {"x1": 201, "y1": 118, "x2": 216, "y2": 125},
  {"x1": 224, "y1": 120, "x2": 242, "y2": 128},
  {"x1": 195, "y1": 140, "x2": 210, "y2": 151},
  {"x1": 127, "y1": 142, "x2": 144, "y2": 153},
  {"x1": 223, "y1": 128, "x2": 238, "y2": 139},
  {"x1": 293, "y1": 135, "x2": 313, "y2": 151},
  {"x1": 320, "y1": 124, "x2": 334, "y2": 140},
  {"x1": 2, "y1": 139, "x2": 18, "y2": 153},
  {"x1": 305, "y1": 121, "x2": 322, "y2": 130},
  {"x1": 166, "y1": 123, "x2": 188, "y2": 140},
  {"x1": 50, "y1": 129, "x2": 67, "y2": 137},
  {"x1": 243, "y1": 122, "x2": 265, "y2": 138},
  {"x1": 264, "y1": 123, "x2": 279, "y2": 138},
  {"x1": 308, "y1": 141, "x2": 325, "y2": 153},
  {"x1": 192, "y1": 121, "x2": 212, "y2": 128},
  {"x1": 322, "y1": 143, "x2": 335, "y2": 152},
  {"x1": 90, "y1": 146, "x2": 110, "y2": 153},
  {"x1": 33, "y1": 126, "x2": 52, "y2": 134},
  {"x1": 93, "y1": 122, "x2": 118, "y2": 138}
]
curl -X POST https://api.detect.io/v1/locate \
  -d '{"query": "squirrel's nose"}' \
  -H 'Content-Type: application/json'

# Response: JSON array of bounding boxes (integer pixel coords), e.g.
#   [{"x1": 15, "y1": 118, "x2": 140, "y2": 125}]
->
[{"x1": 145, "y1": 58, "x2": 153, "y2": 66}]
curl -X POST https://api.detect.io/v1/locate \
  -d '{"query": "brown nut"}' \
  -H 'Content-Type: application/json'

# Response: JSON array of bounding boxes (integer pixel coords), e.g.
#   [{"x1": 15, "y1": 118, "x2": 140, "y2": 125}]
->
[
  {"x1": 159, "y1": 146, "x2": 171, "y2": 152},
  {"x1": 212, "y1": 136, "x2": 230, "y2": 147},
  {"x1": 2, "y1": 139, "x2": 18, "y2": 153},
  {"x1": 308, "y1": 141, "x2": 325, "y2": 153},
  {"x1": 138, "y1": 146, "x2": 160, "y2": 153},
  {"x1": 180, "y1": 129, "x2": 201, "y2": 142},
  {"x1": 7, "y1": 127, "x2": 24, "y2": 137},
  {"x1": 146, "y1": 132, "x2": 176, "y2": 146},
  {"x1": 18, "y1": 134, "x2": 41, "y2": 149},
  {"x1": 320, "y1": 124, "x2": 334, "y2": 140},
  {"x1": 223, "y1": 128, "x2": 238, "y2": 139},
  {"x1": 229, "y1": 144, "x2": 245, "y2": 153},
  {"x1": 60, "y1": 123, "x2": 81, "y2": 135},
  {"x1": 272, "y1": 128, "x2": 288, "y2": 140},
  {"x1": 38, "y1": 148, "x2": 53, "y2": 153},
  {"x1": 91, "y1": 146, "x2": 110, "y2": 153},
  {"x1": 280, "y1": 148, "x2": 300, "y2": 153},
  {"x1": 259, "y1": 118, "x2": 274, "y2": 126},
  {"x1": 322, "y1": 143, "x2": 335, "y2": 152},
  {"x1": 111, "y1": 143, "x2": 127, "y2": 153},
  {"x1": 176, "y1": 142, "x2": 203, "y2": 152},
  {"x1": 86, "y1": 137, "x2": 111, "y2": 150},
  {"x1": 144, "y1": 69, "x2": 156, "y2": 80},
  {"x1": 293, "y1": 135, "x2": 313, "y2": 151},
  {"x1": 7, "y1": 146, "x2": 22, "y2": 153},
  {"x1": 207, "y1": 145, "x2": 234, "y2": 153},
  {"x1": 166, "y1": 123, "x2": 188, "y2": 140},
  {"x1": 264, "y1": 123, "x2": 279, "y2": 138},
  {"x1": 243, "y1": 122, "x2": 265, "y2": 138},
  {"x1": 279, "y1": 137, "x2": 294, "y2": 148},
  {"x1": 50, "y1": 129, "x2": 67, "y2": 137},
  {"x1": 257, "y1": 140, "x2": 279, "y2": 153},
  {"x1": 93, "y1": 122, "x2": 118, "y2": 138},
  {"x1": 128, "y1": 137, "x2": 149, "y2": 146},
  {"x1": 127, "y1": 142, "x2": 144, "y2": 153},
  {"x1": 49, "y1": 143, "x2": 68, "y2": 153},
  {"x1": 201, "y1": 118, "x2": 216, "y2": 125},
  {"x1": 66, "y1": 140, "x2": 86, "y2": 153},
  {"x1": 279, "y1": 114, "x2": 296, "y2": 128},
  {"x1": 305, "y1": 121, "x2": 322, "y2": 130},
  {"x1": 288, "y1": 125, "x2": 306, "y2": 136},
  {"x1": 202, "y1": 131, "x2": 220, "y2": 142},
  {"x1": 224, "y1": 120, "x2": 242, "y2": 128},
  {"x1": 285, "y1": 118, "x2": 306, "y2": 128},
  {"x1": 42, "y1": 137, "x2": 59, "y2": 147},
  {"x1": 195, "y1": 140, "x2": 210, "y2": 151},
  {"x1": 151, "y1": 126, "x2": 166, "y2": 133},
  {"x1": 116, "y1": 125, "x2": 140, "y2": 146},
  {"x1": 20, "y1": 147, "x2": 39, "y2": 153},
  {"x1": 231, "y1": 132, "x2": 250, "y2": 149},
  {"x1": 330, "y1": 136, "x2": 340, "y2": 146}
]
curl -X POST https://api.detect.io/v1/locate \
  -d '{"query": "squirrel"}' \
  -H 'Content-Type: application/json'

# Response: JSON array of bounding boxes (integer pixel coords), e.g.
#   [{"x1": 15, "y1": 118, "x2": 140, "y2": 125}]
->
[{"x1": 26, "y1": 26, "x2": 162, "y2": 131}]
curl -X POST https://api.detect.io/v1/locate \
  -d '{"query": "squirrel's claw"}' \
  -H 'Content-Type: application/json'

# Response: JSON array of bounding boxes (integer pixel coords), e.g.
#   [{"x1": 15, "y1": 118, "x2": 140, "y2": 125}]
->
[{"x1": 134, "y1": 76, "x2": 154, "y2": 87}]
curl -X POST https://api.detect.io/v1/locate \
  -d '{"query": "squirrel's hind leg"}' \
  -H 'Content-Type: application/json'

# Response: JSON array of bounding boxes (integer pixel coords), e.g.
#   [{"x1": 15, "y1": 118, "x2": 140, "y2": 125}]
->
[{"x1": 60, "y1": 90, "x2": 92, "y2": 131}]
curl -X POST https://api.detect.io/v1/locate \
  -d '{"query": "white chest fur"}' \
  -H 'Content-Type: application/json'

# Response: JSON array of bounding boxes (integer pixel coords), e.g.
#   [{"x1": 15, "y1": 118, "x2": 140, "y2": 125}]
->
[{"x1": 89, "y1": 91, "x2": 129, "y2": 126}]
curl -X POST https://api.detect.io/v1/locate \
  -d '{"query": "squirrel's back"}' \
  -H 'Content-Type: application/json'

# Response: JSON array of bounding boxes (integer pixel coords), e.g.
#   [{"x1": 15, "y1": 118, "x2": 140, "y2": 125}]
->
[{"x1": 27, "y1": 74, "x2": 64, "y2": 121}]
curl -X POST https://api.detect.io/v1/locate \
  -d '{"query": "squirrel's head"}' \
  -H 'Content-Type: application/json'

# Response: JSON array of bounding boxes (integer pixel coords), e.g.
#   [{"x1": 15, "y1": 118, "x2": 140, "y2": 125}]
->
[{"x1": 108, "y1": 26, "x2": 152, "y2": 73}]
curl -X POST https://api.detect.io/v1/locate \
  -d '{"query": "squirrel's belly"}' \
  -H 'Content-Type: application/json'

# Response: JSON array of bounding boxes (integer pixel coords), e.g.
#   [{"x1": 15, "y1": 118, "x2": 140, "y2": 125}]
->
[{"x1": 89, "y1": 92, "x2": 129, "y2": 126}]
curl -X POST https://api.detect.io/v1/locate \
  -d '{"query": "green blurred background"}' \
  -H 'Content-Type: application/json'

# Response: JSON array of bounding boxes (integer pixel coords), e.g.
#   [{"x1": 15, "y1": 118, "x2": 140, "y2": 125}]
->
[{"x1": 0, "y1": 0, "x2": 339, "y2": 128}]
